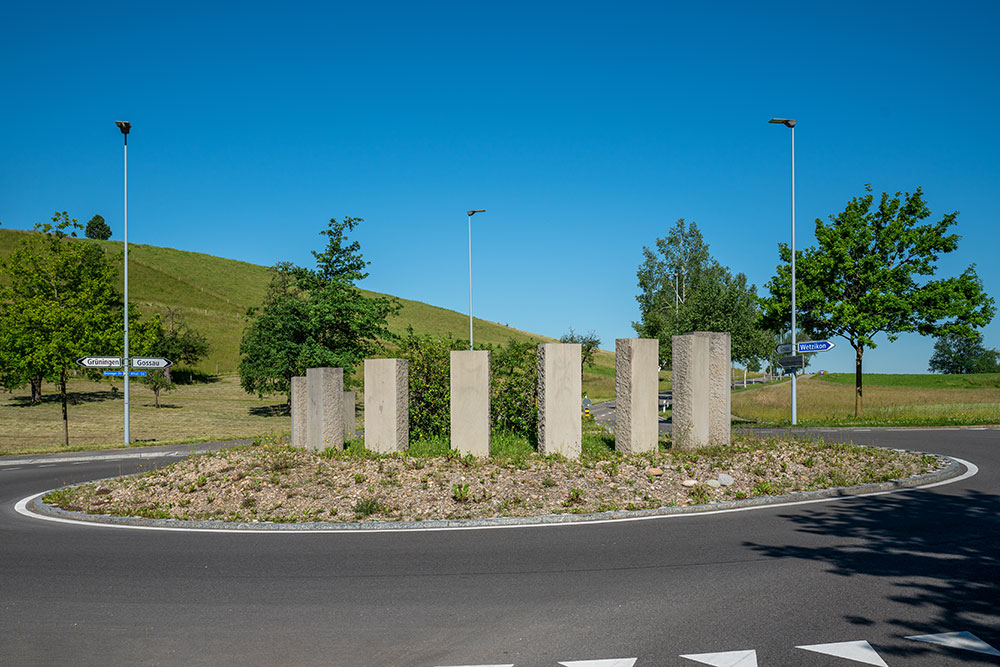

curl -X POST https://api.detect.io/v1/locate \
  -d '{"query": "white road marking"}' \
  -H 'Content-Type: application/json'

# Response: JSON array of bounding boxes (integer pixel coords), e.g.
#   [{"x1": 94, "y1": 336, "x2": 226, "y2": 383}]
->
[
  {"x1": 905, "y1": 631, "x2": 1000, "y2": 656},
  {"x1": 679, "y1": 649, "x2": 757, "y2": 666},
  {"x1": 3, "y1": 467, "x2": 22, "y2": 471},
  {"x1": 12, "y1": 457, "x2": 979, "y2": 534},
  {"x1": 559, "y1": 659, "x2": 636, "y2": 667},
  {"x1": 796, "y1": 640, "x2": 887, "y2": 666},
  {"x1": 435, "y1": 664, "x2": 513, "y2": 667},
  {"x1": 0, "y1": 450, "x2": 185, "y2": 467}
]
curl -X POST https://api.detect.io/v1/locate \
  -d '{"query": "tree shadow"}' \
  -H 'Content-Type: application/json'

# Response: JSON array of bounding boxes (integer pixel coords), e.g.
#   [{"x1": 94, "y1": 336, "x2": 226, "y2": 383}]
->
[
  {"x1": 8, "y1": 390, "x2": 120, "y2": 407},
  {"x1": 743, "y1": 487, "x2": 1000, "y2": 662},
  {"x1": 249, "y1": 404, "x2": 289, "y2": 417}
]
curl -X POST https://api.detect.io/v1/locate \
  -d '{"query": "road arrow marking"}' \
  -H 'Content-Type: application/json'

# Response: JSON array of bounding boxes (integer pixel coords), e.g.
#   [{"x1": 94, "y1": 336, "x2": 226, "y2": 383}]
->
[
  {"x1": 559, "y1": 660, "x2": 637, "y2": 667},
  {"x1": 679, "y1": 649, "x2": 757, "y2": 666},
  {"x1": 905, "y1": 631, "x2": 1000, "y2": 656},
  {"x1": 796, "y1": 641, "x2": 887, "y2": 666}
]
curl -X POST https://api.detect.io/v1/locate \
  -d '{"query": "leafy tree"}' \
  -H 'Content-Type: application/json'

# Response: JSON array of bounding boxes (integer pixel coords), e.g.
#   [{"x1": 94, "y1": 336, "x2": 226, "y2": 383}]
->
[
  {"x1": 928, "y1": 331, "x2": 999, "y2": 374},
  {"x1": 239, "y1": 217, "x2": 400, "y2": 401},
  {"x1": 559, "y1": 328, "x2": 601, "y2": 368},
  {"x1": 763, "y1": 185, "x2": 995, "y2": 416},
  {"x1": 157, "y1": 307, "x2": 210, "y2": 382},
  {"x1": 0, "y1": 212, "x2": 147, "y2": 445},
  {"x1": 85, "y1": 214, "x2": 112, "y2": 240},
  {"x1": 635, "y1": 218, "x2": 771, "y2": 370}
]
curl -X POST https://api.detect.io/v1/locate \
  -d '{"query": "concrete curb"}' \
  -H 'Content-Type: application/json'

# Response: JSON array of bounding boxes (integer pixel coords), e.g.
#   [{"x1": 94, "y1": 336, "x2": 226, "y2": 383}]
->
[{"x1": 26, "y1": 450, "x2": 964, "y2": 532}]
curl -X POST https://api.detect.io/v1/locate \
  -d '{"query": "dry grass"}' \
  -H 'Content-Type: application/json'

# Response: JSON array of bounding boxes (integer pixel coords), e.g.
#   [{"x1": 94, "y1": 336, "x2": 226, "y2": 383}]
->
[
  {"x1": 0, "y1": 375, "x2": 288, "y2": 456},
  {"x1": 732, "y1": 374, "x2": 1000, "y2": 425}
]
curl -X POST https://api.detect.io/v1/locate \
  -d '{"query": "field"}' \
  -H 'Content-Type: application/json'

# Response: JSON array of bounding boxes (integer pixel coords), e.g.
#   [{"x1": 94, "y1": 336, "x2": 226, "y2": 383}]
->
[
  {"x1": 0, "y1": 375, "x2": 290, "y2": 456},
  {"x1": 731, "y1": 372, "x2": 1000, "y2": 425}
]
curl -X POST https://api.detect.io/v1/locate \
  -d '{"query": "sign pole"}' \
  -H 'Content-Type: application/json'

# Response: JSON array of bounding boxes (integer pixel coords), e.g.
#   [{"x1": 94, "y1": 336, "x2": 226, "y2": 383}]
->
[{"x1": 117, "y1": 121, "x2": 131, "y2": 445}]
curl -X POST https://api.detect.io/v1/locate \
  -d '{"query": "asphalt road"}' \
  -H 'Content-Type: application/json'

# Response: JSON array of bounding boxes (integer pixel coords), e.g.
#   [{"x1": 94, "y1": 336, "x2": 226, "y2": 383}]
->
[{"x1": 2, "y1": 429, "x2": 998, "y2": 667}]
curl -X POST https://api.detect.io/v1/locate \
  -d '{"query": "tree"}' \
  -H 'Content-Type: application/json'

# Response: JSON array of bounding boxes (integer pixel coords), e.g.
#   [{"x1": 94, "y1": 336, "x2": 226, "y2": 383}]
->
[
  {"x1": 85, "y1": 214, "x2": 112, "y2": 240},
  {"x1": 560, "y1": 328, "x2": 601, "y2": 368},
  {"x1": 635, "y1": 218, "x2": 771, "y2": 370},
  {"x1": 157, "y1": 307, "x2": 210, "y2": 382},
  {"x1": 0, "y1": 212, "x2": 141, "y2": 445},
  {"x1": 928, "y1": 331, "x2": 999, "y2": 374},
  {"x1": 239, "y1": 217, "x2": 400, "y2": 401},
  {"x1": 763, "y1": 185, "x2": 995, "y2": 416}
]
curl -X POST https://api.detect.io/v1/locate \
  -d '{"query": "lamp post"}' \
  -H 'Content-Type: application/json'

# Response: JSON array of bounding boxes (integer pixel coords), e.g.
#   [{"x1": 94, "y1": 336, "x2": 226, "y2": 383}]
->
[
  {"x1": 116, "y1": 120, "x2": 131, "y2": 444},
  {"x1": 466, "y1": 209, "x2": 485, "y2": 350},
  {"x1": 769, "y1": 117, "x2": 796, "y2": 425}
]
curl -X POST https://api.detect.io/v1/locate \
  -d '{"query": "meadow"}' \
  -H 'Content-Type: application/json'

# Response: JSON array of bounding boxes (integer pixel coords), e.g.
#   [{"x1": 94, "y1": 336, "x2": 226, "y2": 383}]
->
[{"x1": 731, "y1": 372, "x2": 1000, "y2": 425}]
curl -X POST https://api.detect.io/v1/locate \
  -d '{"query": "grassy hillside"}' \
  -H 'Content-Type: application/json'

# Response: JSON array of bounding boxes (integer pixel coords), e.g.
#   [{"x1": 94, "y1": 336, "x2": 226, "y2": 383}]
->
[{"x1": 0, "y1": 228, "x2": 615, "y2": 392}]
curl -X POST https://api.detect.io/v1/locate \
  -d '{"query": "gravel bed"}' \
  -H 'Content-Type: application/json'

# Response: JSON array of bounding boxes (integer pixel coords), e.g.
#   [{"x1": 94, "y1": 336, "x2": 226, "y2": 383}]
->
[{"x1": 45, "y1": 434, "x2": 944, "y2": 523}]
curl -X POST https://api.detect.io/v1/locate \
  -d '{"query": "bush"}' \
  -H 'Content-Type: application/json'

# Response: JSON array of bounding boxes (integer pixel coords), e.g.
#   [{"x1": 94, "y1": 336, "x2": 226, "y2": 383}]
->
[{"x1": 489, "y1": 339, "x2": 538, "y2": 437}]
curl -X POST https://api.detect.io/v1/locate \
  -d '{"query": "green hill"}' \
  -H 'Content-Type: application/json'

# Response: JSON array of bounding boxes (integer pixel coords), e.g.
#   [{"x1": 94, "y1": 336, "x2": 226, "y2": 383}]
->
[{"x1": 0, "y1": 228, "x2": 614, "y2": 383}]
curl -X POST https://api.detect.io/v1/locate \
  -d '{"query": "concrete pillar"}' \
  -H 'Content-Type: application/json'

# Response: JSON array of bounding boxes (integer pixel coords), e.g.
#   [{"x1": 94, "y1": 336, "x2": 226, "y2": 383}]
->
[
  {"x1": 343, "y1": 391, "x2": 356, "y2": 441},
  {"x1": 671, "y1": 331, "x2": 731, "y2": 449},
  {"x1": 306, "y1": 367, "x2": 344, "y2": 452},
  {"x1": 708, "y1": 332, "x2": 732, "y2": 447},
  {"x1": 450, "y1": 350, "x2": 490, "y2": 457},
  {"x1": 291, "y1": 376, "x2": 307, "y2": 448},
  {"x1": 537, "y1": 343, "x2": 582, "y2": 459},
  {"x1": 615, "y1": 338, "x2": 659, "y2": 454},
  {"x1": 364, "y1": 358, "x2": 409, "y2": 453}
]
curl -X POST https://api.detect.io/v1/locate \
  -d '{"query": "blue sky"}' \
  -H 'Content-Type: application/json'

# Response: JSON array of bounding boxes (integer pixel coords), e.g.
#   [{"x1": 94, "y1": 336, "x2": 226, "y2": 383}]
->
[{"x1": 2, "y1": 1, "x2": 998, "y2": 374}]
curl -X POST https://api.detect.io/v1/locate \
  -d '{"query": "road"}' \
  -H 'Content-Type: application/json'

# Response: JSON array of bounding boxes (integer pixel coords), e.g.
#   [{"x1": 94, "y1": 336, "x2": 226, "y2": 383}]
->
[{"x1": 2, "y1": 429, "x2": 998, "y2": 666}]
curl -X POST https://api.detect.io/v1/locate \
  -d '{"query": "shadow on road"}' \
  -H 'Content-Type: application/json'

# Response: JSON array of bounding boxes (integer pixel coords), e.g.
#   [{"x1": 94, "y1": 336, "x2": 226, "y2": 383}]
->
[{"x1": 743, "y1": 487, "x2": 1000, "y2": 662}]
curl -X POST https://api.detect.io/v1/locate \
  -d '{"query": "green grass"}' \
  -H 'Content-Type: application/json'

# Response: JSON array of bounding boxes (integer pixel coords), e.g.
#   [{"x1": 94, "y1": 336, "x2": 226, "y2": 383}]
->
[
  {"x1": 732, "y1": 373, "x2": 1000, "y2": 426},
  {"x1": 816, "y1": 372, "x2": 1000, "y2": 389}
]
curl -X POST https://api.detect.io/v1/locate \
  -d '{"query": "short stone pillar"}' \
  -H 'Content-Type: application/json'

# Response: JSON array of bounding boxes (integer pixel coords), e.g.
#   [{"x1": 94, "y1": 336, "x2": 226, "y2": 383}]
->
[
  {"x1": 450, "y1": 350, "x2": 490, "y2": 457},
  {"x1": 291, "y1": 376, "x2": 307, "y2": 448},
  {"x1": 671, "y1": 331, "x2": 731, "y2": 449},
  {"x1": 364, "y1": 358, "x2": 409, "y2": 453},
  {"x1": 306, "y1": 367, "x2": 344, "y2": 452},
  {"x1": 343, "y1": 391, "x2": 356, "y2": 441},
  {"x1": 537, "y1": 343, "x2": 582, "y2": 459},
  {"x1": 615, "y1": 338, "x2": 659, "y2": 454}
]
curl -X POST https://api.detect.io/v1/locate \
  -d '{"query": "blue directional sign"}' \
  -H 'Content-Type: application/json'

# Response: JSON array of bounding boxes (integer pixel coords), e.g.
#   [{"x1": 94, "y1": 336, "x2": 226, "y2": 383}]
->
[
  {"x1": 103, "y1": 370, "x2": 124, "y2": 377},
  {"x1": 102, "y1": 370, "x2": 147, "y2": 377},
  {"x1": 797, "y1": 340, "x2": 836, "y2": 353}
]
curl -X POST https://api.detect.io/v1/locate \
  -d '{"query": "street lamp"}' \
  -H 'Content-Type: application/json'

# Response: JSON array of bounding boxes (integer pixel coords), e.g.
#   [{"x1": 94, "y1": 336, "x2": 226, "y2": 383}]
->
[
  {"x1": 769, "y1": 117, "x2": 797, "y2": 425},
  {"x1": 466, "y1": 209, "x2": 485, "y2": 350},
  {"x1": 116, "y1": 120, "x2": 131, "y2": 444}
]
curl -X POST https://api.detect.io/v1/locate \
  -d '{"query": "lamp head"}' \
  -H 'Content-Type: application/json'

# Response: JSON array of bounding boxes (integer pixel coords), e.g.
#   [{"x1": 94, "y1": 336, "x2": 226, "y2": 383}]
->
[
  {"x1": 769, "y1": 118, "x2": 796, "y2": 128},
  {"x1": 467, "y1": 209, "x2": 486, "y2": 216},
  {"x1": 115, "y1": 121, "x2": 131, "y2": 135}
]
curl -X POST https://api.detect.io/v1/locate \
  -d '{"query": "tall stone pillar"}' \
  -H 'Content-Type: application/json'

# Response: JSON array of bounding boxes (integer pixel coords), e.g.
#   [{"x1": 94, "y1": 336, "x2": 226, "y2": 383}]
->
[
  {"x1": 671, "y1": 331, "x2": 731, "y2": 449},
  {"x1": 343, "y1": 390, "x2": 356, "y2": 441},
  {"x1": 291, "y1": 376, "x2": 307, "y2": 448},
  {"x1": 450, "y1": 350, "x2": 491, "y2": 457},
  {"x1": 615, "y1": 338, "x2": 659, "y2": 454},
  {"x1": 306, "y1": 367, "x2": 344, "y2": 452},
  {"x1": 537, "y1": 343, "x2": 582, "y2": 459},
  {"x1": 364, "y1": 358, "x2": 409, "y2": 453}
]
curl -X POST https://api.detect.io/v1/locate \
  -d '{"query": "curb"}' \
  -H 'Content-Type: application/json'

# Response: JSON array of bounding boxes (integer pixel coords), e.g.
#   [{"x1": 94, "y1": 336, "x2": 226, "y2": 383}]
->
[{"x1": 26, "y1": 451, "x2": 964, "y2": 532}]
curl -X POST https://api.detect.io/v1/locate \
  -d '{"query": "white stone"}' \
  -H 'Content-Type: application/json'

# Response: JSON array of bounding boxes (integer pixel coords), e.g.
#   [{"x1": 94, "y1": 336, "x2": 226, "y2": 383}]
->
[{"x1": 718, "y1": 473, "x2": 735, "y2": 486}]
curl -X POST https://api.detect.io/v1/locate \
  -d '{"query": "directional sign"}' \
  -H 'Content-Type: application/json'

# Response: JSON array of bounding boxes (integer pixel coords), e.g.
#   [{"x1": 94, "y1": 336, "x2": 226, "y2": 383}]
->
[
  {"x1": 778, "y1": 354, "x2": 804, "y2": 369},
  {"x1": 77, "y1": 356, "x2": 122, "y2": 369},
  {"x1": 103, "y1": 370, "x2": 146, "y2": 377},
  {"x1": 797, "y1": 340, "x2": 835, "y2": 353},
  {"x1": 130, "y1": 357, "x2": 172, "y2": 369},
  {"x1": 103, "y1": 370, "x2": 124, "y2": 377},
  {"x1": 775, "y1": 343, "x2": 794, "y2": 355}
]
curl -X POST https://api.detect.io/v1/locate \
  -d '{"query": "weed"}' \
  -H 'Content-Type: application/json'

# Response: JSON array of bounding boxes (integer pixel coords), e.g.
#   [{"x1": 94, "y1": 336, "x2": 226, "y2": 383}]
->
[
  {"x1": 353, "y1": 495, "x2": 384, "y2": 518},
  {"x1": 452, "y1": 483, "x2": 471, "y2": 502}
]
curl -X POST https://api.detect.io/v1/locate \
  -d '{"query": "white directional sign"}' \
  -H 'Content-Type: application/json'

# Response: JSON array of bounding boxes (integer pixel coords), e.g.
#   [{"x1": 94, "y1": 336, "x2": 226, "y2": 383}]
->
[
  {"x1": 130, "y1": 357, "x2": 173, "y2": 369},
  {"x1": 76, "y1": 356, "x2": 122, "y2": 368}
]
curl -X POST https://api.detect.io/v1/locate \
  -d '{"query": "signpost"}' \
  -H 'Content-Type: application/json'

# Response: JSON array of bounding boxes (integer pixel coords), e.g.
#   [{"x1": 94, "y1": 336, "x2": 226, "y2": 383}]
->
[
  {"x1": 778, "y1": 355, "x2": 805, "y2": 369},
  {"x1": 775, "y1": 343, "x2": 794, "y2": 356},
  {"x1": 130, "y1": 357, "x2": 173, "y2": 369},
  {"x1": 77, "y1": 356, "x2": 123, "y2": 369},
  {"x1": 796, "y1": 340, "x2": 835, "y2": 353}
]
